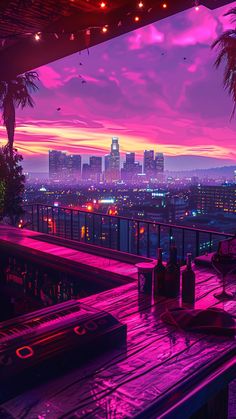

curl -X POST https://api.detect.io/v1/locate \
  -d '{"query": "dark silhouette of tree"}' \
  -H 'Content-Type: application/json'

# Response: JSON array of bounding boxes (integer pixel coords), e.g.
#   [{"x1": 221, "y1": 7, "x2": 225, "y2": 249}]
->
[
  {"x1": 0, "y1": 72, "x2": 39, "y2": 156},
  {"x1": 0, "y1": 146, "x2": 25, "y2": 225},
  {"x1": 212, "y1": 8, "x2": 236, "y2": 119}
]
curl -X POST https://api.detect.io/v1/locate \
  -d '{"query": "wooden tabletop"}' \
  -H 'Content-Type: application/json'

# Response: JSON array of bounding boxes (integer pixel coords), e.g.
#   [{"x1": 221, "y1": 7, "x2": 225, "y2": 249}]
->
[
  {"x1": 1, "y1": 264, "x2": 235, "y2": 419},
  {"x1": 0, "y1": 225, "x2": 138, "y2": 284}
]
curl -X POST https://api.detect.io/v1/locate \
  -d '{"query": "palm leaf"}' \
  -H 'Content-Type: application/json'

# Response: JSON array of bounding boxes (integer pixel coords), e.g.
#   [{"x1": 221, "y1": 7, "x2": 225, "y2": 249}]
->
[{"x1": 212, "y1": 22, "x2": 236, "y2": 119}]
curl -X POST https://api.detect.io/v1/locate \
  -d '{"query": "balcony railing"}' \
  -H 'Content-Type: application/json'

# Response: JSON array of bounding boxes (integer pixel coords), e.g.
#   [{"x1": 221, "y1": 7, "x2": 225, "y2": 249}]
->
[{"x1": 23, "y1": 204, "x2": 234, "y2": 263}]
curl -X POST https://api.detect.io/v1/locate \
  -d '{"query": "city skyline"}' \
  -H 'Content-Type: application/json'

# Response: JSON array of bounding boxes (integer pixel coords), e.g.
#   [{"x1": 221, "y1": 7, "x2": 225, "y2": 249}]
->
[
  {"x1": 1, "y1": 3, "x2": 236, "y2": 172},
  {"x1": 48, "y1": 137, "x2": 164, "y2": 183}
]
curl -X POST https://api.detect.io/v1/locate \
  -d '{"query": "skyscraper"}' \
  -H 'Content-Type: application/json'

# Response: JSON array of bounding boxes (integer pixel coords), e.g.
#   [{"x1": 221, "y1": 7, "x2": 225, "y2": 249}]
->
[
  {"x1": 66, "y1": 154, "x2": 81, "y2": 181},
  {"x1": 121, "y1": 152, "x2": 142, "y2": 183},
  {"x1": 49, "y1": 150, "x2": 67, "y2": 180},
  {"x1": 105, "y1": 137, "x2": 120, "y2": 183},
  {"x1": 49, "y1": 151, "x2": 81, "y2": 181},
  {"x1": 82, "y1": 163, "x2": 91, "y2": 181},
  {"x1": 155, "y1": 153, "x2": 164, "y2": 174},
  {"x1": 89, "y1": 156, "x2": 102, "y2": 182},
  {"x1": 143, "y1": 150, "x2": 155, "y2": 179}
]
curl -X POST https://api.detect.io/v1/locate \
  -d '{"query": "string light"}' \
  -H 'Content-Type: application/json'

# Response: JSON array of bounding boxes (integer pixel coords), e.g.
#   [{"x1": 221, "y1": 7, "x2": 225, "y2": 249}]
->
[
  {"x1": 195, "y1": 0, "x2": 200, "y2": 11},
  {"x1": 34, "y1": 32, "x2": 41, "y2": 41},
  {"x1": 6, "y1": 1, "x2": 175, "y2": 45}
]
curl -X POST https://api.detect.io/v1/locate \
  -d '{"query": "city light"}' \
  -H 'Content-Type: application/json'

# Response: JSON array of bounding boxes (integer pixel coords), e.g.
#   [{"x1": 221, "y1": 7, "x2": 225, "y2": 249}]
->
[{"x1": 99, "y1": 199, "x2": 115, "y2": 204}]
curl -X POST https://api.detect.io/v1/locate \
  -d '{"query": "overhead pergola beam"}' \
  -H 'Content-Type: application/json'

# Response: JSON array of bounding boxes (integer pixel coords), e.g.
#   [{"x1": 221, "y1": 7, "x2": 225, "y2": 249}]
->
[{"x1": 0, "y1": 0, "x2": 234, "y2": 80}]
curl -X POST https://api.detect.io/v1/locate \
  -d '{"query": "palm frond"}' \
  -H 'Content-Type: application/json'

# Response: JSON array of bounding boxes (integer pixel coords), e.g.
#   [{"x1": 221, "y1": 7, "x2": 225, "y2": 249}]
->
[
  {"x1": 224, "y1": 7, "x2": 236, "y2": 23},
  {"x1": 0, "y1": 81, "x2": 7, "y2": 106},
  {"x1": 0, "y1": 71, "x2": 39, "y2": 152}
]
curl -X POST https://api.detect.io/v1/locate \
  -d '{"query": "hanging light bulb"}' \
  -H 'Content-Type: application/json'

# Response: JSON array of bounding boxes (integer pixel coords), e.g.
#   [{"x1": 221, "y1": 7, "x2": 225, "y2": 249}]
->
[
  {"x1": 70, "y1": 33, "x2": 75, "y2": 41},
  {"x1": 34, "y1": 32, "x2": 41, "y2": 41},
  {"x1": 162, "y1": 3, "x2": 167, "y2": 8},
  {"x1": 102, "y1": 26, "x2": 108, "y2": 33},
  {"x1": 134, "y1": 15, "x2": 140, "y2": 22},
  {"x1": 138, "y1": 1, "x2": 144, "y2": 8},
  {"x1": 195, "y1": 0, "x2": 200, "y2": 10},
  {"x1": 100, "y1": 2, "x2": 106, "y2": 8}
]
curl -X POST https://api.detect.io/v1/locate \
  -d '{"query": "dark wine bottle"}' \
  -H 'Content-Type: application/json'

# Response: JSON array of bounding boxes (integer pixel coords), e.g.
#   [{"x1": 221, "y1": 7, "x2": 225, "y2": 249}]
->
[
  {"x1": 57, "y1": 280, "x2": 63, "y2": 302},
  {"x1": 182, "y1": 253, "x2": 195, "y2": 304},
  {"x1": 21, "y1": 263, "x2": 28, "y2": 293},
  {"x1": 154, "y1": 248, "x2": 166, "y2": 296},
  {"x1": 5, "y1": 256, "x2": 12, "y2": 283},
  {"x1": 34, "y1": 270, "x2": 39, "y2": 297},
  {"x1": 165, "y1": 245, "x2": 180, "y2": 298}
]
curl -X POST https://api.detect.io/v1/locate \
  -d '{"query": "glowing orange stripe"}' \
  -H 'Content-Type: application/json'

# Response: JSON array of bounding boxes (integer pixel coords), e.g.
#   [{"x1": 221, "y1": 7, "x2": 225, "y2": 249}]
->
[{"x1": 35, "y1": 331, "x2": 65, "y2": 345}]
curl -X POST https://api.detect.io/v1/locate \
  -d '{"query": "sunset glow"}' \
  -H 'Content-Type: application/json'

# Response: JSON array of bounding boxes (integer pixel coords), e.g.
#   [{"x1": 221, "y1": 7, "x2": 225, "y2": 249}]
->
[{"x1": 0, "y1": 3, "x2": 236, "y2": 172}]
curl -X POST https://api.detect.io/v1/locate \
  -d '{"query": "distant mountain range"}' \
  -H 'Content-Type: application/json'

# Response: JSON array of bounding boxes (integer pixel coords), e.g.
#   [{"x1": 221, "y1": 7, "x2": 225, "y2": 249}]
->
[
  {"x1": 166, "y1": 165, "x2": 236, "y2": 179},
  {"x1": 164, "y1": 155, "x2": 236, "y2": 172}
]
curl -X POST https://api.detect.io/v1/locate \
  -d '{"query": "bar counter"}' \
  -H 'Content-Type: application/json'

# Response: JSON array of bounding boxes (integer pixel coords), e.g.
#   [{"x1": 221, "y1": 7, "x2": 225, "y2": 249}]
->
[{"x1": 1, "y1": 265, "x2": 235, "y2": 419}]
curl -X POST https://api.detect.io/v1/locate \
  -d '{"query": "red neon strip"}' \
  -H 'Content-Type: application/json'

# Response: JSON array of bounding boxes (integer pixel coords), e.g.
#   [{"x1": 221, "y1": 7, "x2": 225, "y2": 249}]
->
[
  {"x1": 16, "y1": 346, "x2": 34, "y2": 359},
  {"x1": 35, "y1": 331, "x2": 65, "y2": 345}
]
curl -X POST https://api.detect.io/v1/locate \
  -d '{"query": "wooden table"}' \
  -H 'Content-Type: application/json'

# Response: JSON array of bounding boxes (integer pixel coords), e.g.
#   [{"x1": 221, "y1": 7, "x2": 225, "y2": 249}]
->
[{"x1": 1, "y1": 266, "x2": 236, "y2": 419}]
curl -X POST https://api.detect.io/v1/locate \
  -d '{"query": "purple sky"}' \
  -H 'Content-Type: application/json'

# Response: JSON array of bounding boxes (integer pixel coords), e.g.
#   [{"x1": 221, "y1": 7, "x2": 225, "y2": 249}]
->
[{"x1": 1, "y1": 2, "x2": 236, "y2": 172}]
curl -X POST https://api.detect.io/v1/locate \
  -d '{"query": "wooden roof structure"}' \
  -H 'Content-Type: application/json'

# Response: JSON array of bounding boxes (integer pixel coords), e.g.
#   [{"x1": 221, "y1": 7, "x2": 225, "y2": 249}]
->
[{"x1": 0, "y1": 0, "x2": 234, "y2": 80}]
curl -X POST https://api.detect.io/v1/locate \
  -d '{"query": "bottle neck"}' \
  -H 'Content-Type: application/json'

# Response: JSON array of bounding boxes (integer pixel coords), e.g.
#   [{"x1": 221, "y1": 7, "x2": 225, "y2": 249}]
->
[
  {"x1": 186, "y1": 254, "x2": 192, "y2": 270},
  {"x1": 157, "y1": 248, "x2": 163, "y2": 263},
  {"x1": 170, "y1": 246, "x2": 177, "y2": 264}
]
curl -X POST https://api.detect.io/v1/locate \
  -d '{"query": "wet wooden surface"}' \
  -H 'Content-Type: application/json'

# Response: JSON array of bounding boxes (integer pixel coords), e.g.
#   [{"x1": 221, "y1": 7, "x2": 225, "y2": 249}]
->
[
  {"x1": 1, "y1": 262, "x2": 235, "y2": 419},
  {"x1": 0, "y1": 225, "x2": 138, "y2": 282}
]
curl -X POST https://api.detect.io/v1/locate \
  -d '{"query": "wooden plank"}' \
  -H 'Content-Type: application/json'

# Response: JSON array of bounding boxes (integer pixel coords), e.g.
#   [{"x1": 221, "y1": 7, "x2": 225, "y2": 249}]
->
[
  {"x1": 0, "y1": 226, "x2": 138, "y2": 284},
  {"x1": 1, "y1": 266, "x2": 235, "y2": 419}
]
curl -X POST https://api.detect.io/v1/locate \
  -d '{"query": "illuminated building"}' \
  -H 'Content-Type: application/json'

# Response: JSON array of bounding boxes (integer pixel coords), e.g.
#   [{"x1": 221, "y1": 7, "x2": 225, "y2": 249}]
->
[
  {"x1": 105, "y1": 137, "x2": 120, "y2": 183},
  {"x1": 82, "y1": 163, "x2": 91, "y2": 181},
  {"x1": 121, "y1": 152, "x2": 142, "y2": 183},
  {"x1": 143, "y1": 150, "x2": 155, "y2": 179},
  {"x1": 66, "y1": 154, "x2": 81, "y2": 182},
  {"x1": 49, "y1": 151, "x2": 81, "y2": 182},
  {"x1": 193, "y1": 184, "x2": 236, "y2": 214},
  {"x1": 155, "y1": 153, "x2": 164, "y2": 175},
  {"x1": 89, "y1": 156, "x2": 102, "y2": 183},
  {"x1": 49, "y1": 150, "x2": 67, "y2": 180}
]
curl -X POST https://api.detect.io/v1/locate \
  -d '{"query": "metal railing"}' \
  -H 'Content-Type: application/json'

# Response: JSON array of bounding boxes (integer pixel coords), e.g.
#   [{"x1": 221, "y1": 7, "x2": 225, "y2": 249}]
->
[{"x1": 23, "y1": 204, "x2": 234, "y2": 263}]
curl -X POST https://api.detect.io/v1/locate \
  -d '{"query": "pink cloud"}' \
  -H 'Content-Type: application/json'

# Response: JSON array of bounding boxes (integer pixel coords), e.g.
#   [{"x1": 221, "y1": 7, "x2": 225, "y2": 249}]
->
[
  {"x1": 37, "y1": 66, "x2": 63, "y2": 88},
  {"x1": 128, "y1": 25, "x2": 164, "y2": 50},
  {"x1": 122, "y1": 71, "x2": 146, "y2": 85}
]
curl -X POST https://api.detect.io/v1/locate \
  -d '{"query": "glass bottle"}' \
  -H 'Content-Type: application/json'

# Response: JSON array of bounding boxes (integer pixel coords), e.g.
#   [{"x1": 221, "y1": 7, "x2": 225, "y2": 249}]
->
[
  {"x1": 154, "y1": 248, "x2": 166, "y2": 296},
  {"x1": 165, "y1": 245, "x2": 180, "y2": 298},
  {"x1": 182, "y1": 253, "x2": 195, "y2": 304}
]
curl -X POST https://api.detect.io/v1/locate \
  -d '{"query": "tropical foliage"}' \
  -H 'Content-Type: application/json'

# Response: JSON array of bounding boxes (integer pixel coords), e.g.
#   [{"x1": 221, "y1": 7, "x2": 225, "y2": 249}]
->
[
  {"x1": 212, "y1": 8, "x2": 236, "y2": 119},
  {"x1": 0, "y1": 146, "x2": 25, "y2": 224},
  {"x1": 0, "y1": 71, "x2": 39, "y2": 154}
]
